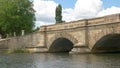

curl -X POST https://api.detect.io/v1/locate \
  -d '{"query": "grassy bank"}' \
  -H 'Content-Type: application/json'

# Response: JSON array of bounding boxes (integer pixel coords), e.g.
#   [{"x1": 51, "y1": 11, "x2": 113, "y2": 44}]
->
[{"x1": 7, "y1": 48, "x2": 29, "y2": 54}]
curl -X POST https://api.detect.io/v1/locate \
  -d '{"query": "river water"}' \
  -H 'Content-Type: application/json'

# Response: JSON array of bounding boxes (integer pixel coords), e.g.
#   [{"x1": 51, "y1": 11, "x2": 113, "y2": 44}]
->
[{"x1": 0, "y1": 53, "x2": 120, "y2": 68}]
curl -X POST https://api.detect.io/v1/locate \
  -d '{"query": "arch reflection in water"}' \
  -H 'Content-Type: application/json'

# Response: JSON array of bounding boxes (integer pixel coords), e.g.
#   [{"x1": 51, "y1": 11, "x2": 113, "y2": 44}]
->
[{"x1": 49, "y1": 37, "x2": 74, "y2": 52}]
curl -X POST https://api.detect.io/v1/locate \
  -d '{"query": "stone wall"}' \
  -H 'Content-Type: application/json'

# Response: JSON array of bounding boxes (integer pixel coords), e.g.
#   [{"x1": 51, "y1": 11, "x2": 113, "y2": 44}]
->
[{"x1": 0, "y1": 32, "x2": 45, "y2": 50}]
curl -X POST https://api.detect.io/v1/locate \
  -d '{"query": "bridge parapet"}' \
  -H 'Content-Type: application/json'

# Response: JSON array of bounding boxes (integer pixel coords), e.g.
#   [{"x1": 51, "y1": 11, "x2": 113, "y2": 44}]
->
[
  {"x1": 88, "y1": 17, "x2": 104, "y2": 26},
  {"x1": 104, "y1": 14, "x2": 120, "y2": 24},
  {"x1": 88, "y1": 14, "x2": 120, "y2": 26},
  {"x1": 39, "y1": 20, "x2": 86, "y2": 31}
]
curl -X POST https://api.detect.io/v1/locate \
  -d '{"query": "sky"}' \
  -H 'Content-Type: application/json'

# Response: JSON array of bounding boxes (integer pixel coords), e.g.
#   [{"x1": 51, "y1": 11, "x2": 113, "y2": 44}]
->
[{"x1": 33, "y1": 0, "x2": 120, "y2": 27}]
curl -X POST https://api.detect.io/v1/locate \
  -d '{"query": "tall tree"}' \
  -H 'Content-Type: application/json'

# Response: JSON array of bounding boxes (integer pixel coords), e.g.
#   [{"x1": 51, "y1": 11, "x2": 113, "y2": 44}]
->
[
  {"x1": 0, "y1": 0, "x2": 35, "y2": 37},
  {"x1": 55, "y1": 4, "x2": 62, "y2": 24}
]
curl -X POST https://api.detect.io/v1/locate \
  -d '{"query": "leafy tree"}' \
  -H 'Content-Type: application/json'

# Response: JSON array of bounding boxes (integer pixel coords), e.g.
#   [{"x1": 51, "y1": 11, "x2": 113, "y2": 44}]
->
[
  {"x1": 55, "y1": 4, "x2": 63, "y2": 24},
  {"x1": 0, "y1": 0, "x2": 35, "y2": 37}
]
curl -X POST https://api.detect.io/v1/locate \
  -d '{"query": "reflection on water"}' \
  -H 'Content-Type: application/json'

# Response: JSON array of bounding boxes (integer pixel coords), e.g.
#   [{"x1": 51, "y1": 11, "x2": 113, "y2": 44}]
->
[{"x1": 0, "y1": 53, "x2": 120, "y2": 68}]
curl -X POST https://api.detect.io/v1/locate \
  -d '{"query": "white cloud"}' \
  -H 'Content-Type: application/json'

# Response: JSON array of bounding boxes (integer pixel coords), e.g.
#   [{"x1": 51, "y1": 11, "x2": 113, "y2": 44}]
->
[
  {"x1": 97, "y1": 6, "x2": 120, "y2": 17},
  {"x1": 63, "y1": 0, "x2": 103, "y2": 22},
  {"x1": 35, "y1": 21, "x2": 53, "y2": 27},
  {"x1": 74, "y1": 0, "x2": 103, "y2": 19},
  {"x1": 33, "y1": 0, "x2": 58, "y2": 27},
  {"x1": 33, "y1": 0, "x2": 120, "y2": 27},
  {"x1": 62, "y1": 8, "x2": 75, "y2": 21}
]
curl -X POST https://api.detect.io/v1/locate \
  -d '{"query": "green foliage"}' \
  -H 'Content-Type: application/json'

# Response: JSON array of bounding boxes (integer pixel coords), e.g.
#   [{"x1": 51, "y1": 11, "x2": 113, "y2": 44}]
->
[
  {"x1": 0, "y1": 0, "x2": 35, "y2": 37},
  {"x1": 7, "y1": 48, "x2": 29, "y2": 54},
  {"x1": 55, "y1": 4, "x2": 63, "y2": 24}
]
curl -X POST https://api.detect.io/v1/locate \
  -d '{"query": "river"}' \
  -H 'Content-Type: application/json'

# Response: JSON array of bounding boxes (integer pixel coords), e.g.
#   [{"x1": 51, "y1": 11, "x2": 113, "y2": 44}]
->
[{"x1": 0, "y1": 53, "x2": 120, "y2": 68}]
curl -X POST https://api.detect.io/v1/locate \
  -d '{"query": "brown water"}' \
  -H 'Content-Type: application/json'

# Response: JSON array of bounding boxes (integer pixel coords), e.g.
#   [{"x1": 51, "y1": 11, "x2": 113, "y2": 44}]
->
[{"x1": 0, "y1": 53, "x2": 120, "y2": 68}]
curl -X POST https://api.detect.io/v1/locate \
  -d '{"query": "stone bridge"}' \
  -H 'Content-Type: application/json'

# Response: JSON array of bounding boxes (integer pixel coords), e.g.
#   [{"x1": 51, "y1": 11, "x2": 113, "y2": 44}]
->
[{"x1": 1, "y1": 14, "x2": 120, "y2": 53}]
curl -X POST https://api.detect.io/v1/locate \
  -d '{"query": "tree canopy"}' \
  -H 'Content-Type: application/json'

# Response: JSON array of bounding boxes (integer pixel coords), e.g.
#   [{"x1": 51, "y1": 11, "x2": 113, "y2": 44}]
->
[
  {"x1": 55, "y1": 4, "x2": 63, "y2": 24},
  {"x1": 0, "y1": 0, "x2": 35, "y2": 37}
]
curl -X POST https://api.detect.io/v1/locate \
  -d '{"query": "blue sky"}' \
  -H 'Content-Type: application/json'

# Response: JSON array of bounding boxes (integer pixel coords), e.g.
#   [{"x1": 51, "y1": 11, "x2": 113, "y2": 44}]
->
[
  {"x1": 102, "y1": 0, "x2": 120, "y2": 9},
  {"x1": 54, "y1": 0, "x2": 120, "y2": 9},
  {"x1": 33, "y1": 0, "x2": 120, "y2": 27},
  {"x1": 54, "y1": 0, "x2": 76, "y2": 9}
]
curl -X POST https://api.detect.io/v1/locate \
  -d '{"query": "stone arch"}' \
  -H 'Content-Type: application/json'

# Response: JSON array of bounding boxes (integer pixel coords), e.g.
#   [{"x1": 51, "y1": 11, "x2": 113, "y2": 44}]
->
[
  {"x1": 48, "y1": 32, "x2": 78, "y2": 52},
  {"x1": 92, "y1": 33, "x2": 120, "y2": 53}
]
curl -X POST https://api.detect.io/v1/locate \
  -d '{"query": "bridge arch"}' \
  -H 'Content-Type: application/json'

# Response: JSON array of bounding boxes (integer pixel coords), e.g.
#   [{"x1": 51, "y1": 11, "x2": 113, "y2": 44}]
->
[
  {"x1": 92, "y1": 34, "x2": 120, "y2": 53},
  {"x1": 48, "y1": 33, "x2": 78, "y2": 52}
]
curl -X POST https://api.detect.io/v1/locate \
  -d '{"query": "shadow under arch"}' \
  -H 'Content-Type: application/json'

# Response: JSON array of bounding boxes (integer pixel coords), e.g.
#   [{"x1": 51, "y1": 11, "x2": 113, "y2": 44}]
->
[
  {"x1": 48, "y1": 37, "x2": 74, "y2": 52},
  {"x1": 92, "y1": 34, "x2": 120, "y2": 53}
]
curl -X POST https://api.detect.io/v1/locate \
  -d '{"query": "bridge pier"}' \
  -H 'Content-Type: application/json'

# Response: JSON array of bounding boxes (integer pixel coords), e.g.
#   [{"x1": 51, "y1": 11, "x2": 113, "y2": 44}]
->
[{"x1": 70, "y1": 43, "x2": 90, "y2": 53}]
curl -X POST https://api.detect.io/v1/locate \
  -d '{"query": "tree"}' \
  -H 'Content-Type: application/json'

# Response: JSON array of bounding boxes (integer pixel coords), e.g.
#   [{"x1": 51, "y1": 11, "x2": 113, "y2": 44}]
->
[
  {"x1": 55, "y1": 4, "x2": 63, "y2": 24},
  {"x1": 0, "y1": 0, "x2": 35, "y2": 37}
]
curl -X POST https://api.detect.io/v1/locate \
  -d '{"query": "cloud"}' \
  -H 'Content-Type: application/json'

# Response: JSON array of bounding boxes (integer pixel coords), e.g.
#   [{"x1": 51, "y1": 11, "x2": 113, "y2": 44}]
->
[
  {"x1": 33, "y1": 0, "x2": 58, "y2": 27},
  {"x1": 63, "y1": 0, "x2": 103, "y2": 22},
  {"x1": 62, "y1": 8, "x2": 75, "y2": 21},
  {"x1": 74, "y1": 0, "x2": 103, "y2": 19},
  {"x1": 33, "y1": 0, "x2": 120, "y2": 27},
  {"x1": 35, "y1": 21, "x2": 53, "y2": 27},
  {"x1": 97, "y1": 6, "x2": 120, "y2": 17}
]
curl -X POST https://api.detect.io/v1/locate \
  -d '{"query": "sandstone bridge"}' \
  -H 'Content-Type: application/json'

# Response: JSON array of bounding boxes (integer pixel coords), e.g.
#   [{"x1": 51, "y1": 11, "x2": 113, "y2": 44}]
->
[{"x1": 1, "y1": 14, "x2": 120, "y2": 53}]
